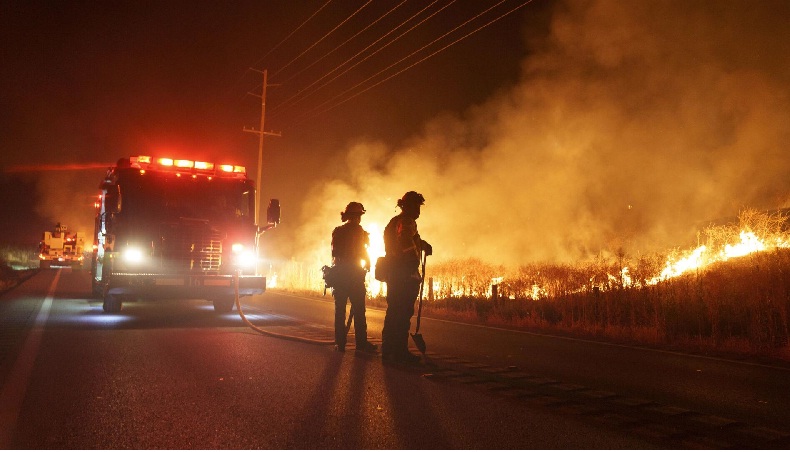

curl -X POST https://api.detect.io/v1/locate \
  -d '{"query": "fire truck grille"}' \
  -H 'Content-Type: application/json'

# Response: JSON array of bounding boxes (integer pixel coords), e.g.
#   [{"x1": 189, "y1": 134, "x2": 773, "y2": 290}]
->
[{"x1": 160, "y1": 224, "x2": 223, "y2": 273}]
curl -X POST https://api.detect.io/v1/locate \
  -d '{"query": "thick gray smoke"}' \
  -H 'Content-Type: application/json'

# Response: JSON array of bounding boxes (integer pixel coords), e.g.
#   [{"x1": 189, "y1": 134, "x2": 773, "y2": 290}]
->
[
  {"x1": 294, "y1": 0, "x2": 790, "y2": 267},
  {"x1": 34, "y1": 170, "x2": 104, "y2": 239}
]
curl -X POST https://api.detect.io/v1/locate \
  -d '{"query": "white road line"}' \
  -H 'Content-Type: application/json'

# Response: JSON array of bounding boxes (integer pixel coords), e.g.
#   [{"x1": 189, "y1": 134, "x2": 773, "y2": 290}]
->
[{"x1": 0, "y1": 269, "x2": 61, "y2": 448}]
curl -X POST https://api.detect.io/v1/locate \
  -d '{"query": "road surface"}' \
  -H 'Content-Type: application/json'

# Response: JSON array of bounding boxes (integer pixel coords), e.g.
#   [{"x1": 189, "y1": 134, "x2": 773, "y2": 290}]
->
[{"x1": 1, "y1": 268, "x2": 788, "y2": 448}]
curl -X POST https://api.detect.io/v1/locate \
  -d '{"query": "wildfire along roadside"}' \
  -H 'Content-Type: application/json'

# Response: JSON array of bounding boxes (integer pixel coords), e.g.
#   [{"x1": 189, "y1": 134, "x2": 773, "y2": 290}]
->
[
  {"x1": 275, "y1": 249, "x2": 790, "y2": 364},
  {"x1": 269, "y1": 210, "x2": 790, "y2": 362},
  {"x1": 279, "y1": 263, "x2": 790, "y2": 368}
]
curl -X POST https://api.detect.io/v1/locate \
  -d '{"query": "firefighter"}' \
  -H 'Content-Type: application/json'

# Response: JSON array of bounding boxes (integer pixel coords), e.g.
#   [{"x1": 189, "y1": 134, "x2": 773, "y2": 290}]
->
[
  {"x1": 381, "y1": 191, "x2": 432, "y2": 363},
  {"x1": 331, "y1": 201, "x2": 378, "y2": 353}
]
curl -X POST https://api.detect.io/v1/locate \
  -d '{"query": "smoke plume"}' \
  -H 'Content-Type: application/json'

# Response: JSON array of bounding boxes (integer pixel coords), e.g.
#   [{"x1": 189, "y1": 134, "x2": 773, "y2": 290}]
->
[
  {"x1": 293, "y1": 0, "x2": 790, "y2": 267},
  {"x1": 34, "y1": 170, "x2": 105, "y2": 239}
]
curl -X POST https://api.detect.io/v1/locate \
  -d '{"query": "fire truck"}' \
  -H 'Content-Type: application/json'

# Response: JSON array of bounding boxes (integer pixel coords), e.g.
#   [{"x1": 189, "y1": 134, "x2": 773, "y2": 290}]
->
[
  {"x1": 91, "y1": 155, "x2": 279, "y2": 313},
  {"x1": 39, "y1": 223, "x2": 85, "y2": 268}
]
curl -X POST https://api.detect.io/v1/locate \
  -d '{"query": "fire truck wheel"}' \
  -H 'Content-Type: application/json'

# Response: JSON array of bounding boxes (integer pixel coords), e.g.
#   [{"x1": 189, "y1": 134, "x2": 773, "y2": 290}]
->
[
  {"x1": 212, "y1": 298, "x2": 235, "y2": 313},
  {"x1": 103, "y1": 294, "x2": 123, "y2": 313}
]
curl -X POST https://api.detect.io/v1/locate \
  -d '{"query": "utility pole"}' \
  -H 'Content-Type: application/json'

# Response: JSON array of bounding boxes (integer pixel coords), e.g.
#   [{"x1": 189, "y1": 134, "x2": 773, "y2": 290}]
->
[
  {"x1": 243, "y1": 68, "x2": 281, "y2": 226},
  {"x1": 244, "y1": 68, "x2": 281, "y2": 276}
]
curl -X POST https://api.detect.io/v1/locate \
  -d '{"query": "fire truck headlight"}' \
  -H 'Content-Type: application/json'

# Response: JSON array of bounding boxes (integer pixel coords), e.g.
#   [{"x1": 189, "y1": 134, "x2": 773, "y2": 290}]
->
[
  {"x1": 231, "y1": 243, "x2": 256, "y2": 268},
  {"x1": 234, "y1": 251, "x2": 256, "y2": 268},
  {"x1": 122, "y1": 247, "x2": 145, "y2": 264}
]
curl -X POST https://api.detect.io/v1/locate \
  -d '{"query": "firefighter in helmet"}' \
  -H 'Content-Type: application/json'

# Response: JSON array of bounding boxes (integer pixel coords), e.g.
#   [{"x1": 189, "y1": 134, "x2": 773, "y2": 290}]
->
[
  {"x1": 381, "y1": 191, "x2": 432, "y2": 363},
  {"x1": 331, "y1": 201, "x2": 378, "y2": 353}
]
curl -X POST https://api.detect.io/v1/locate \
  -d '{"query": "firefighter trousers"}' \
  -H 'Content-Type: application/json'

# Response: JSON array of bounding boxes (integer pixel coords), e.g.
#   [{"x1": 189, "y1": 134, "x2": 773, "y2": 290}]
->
[
  {"x1": 333, "y1": 281, "x2": 368, "y2": 347},
  {"x1": 381, "y1": 276, "x2": 420, "y2": 357}
]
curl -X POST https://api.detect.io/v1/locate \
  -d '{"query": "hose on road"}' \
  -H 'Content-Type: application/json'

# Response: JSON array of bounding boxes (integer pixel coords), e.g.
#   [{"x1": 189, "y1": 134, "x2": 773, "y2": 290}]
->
[{"x1": 233, "y1": 271, "x2": 335, "y2": 346}]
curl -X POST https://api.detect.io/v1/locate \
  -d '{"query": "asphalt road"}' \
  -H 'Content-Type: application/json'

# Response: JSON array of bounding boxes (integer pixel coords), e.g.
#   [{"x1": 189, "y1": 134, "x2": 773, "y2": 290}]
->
[
  {"x1": 1, "y1": 268, "x2": 788, "y2": 448},
  {"x1": 266, "y1": 290, "x2": 790, "y2": 433}
]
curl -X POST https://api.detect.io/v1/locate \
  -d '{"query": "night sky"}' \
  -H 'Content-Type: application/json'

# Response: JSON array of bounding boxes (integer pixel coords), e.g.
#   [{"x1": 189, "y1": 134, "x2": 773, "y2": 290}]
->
[
  {"x1": 1, "y1": 0, "x2": 535, "y2": 246},
  {"x1": 3, "y1": 1, "x2": 790, "y2": 269}
]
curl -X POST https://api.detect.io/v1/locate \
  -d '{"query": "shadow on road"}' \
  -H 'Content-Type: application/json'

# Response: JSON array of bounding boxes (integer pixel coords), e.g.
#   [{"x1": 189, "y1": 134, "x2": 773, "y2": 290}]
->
[
  {"x1": 382, "y1": 361, "x2": 452, "y2": 448},
  {"x1": 44, "y1": 298, "x2": 301, "y2": 331},
  {"x1": 285, "y1": 352, "x2": 346, "y2": 448}
]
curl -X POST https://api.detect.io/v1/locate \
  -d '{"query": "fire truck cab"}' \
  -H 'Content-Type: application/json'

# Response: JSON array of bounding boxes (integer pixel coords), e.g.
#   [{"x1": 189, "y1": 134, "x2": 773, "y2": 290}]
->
[
  {"x1": 91, "y1": 155, "x2": 279, "y2": 313},
  {"x1": 39, "y1": 223, "x2": 85, "y2": 269}
]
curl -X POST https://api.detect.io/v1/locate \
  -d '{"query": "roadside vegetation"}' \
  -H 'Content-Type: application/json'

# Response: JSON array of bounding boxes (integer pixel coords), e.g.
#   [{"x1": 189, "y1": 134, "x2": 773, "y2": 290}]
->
[
  {"x1": 274, "y1": 209, "x2": 790, "y2": 361},
  {"x1": 420, "y1": 250, "x2": 790, "y2": 360},
  {"x1": 0, "y1": 244, "x2": 39, "y2": 292}
]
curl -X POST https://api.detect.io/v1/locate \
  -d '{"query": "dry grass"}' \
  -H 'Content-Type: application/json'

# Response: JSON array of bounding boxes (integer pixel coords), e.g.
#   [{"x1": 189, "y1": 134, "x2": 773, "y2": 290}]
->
[
  {"x1": 0, "y1": 245, "x2": 39, "y2": 292},
  {"x1": 0, "y1": 245, "x2": 38, "y2": 268},
  {"x1": 270, "y1": 209, "x2": 790, "y2": 360}
]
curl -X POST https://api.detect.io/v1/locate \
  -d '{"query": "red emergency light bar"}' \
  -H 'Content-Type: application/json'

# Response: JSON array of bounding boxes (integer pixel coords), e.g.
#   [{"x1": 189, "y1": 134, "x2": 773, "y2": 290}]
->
[{"x1": 126, "y1": 155, "x2": 246, "y2": 178}]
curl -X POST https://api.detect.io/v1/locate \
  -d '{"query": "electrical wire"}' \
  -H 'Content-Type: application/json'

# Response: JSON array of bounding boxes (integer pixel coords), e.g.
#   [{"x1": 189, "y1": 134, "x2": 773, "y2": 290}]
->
[
  {"x1": 237, "y1": 1, "x2": 335, "y2": 100},
  {"x1": 246, "y1": 1, "x2": 535, "y2": 132},
  {"x1": 271, "y1": 0, "x2": 374, "y2": 79},
  {"x1": 251, "y1": 0, "x2": 335, "y2": 72},
  {"x1": 275, "y1": 0, "x2": 409, "y2": 88},
  {"x1": 288, "y1": 0, "x2": 532, "y2": 128},
  {"x1": 323, "y1": 0, "x2": 535, "y2": 113},
  {"x1": 269, "y1": 0, "x2": 447, "y2": 118}
]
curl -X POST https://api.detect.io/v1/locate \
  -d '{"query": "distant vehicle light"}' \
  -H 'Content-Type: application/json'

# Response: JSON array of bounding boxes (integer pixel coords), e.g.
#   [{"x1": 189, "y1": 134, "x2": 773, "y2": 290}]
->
[{"x1": 231, "y1": 243, "x2": 244, "y2": 253}]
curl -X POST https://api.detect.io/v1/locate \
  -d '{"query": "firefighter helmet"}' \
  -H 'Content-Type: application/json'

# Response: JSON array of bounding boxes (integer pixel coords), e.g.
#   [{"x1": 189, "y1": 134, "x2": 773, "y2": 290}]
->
[
  {"x1": 397, "y1": 191, "x2": 425, "y2": 208},
  {"x1": 341, "y1": 202, "x2": 366, "y2": 221}
]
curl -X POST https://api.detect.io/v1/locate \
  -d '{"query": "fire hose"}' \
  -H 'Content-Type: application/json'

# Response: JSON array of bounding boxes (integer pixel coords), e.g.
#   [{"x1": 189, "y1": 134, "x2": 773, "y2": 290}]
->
[{"x1": 233, "y1": 270, "x2": 335, "y2": 345}]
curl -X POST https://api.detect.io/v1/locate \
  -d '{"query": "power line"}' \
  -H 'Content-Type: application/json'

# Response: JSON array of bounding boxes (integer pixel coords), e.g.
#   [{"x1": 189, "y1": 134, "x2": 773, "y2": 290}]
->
[
  {"x1": 251, "y1": 0, "x2": 334, "y2": 71},
  {"x1": 245, "y1": 1, "x2": 534, "y2": 133},
  {"x1": 270, "y1": 0, "x2": 374, "y2": 79},
  {"x1": 269, "y1": 0, "x2": 449, "y2": 119},
  {"x1": 275, "y1": 0, "x2": 409, "y2": 89},
  {"x1": 241, "y1": 1, "x2": 334, "y2": 98},
  {"x1": 288, "y1": 0, "x2": 531, "y2": 129}
]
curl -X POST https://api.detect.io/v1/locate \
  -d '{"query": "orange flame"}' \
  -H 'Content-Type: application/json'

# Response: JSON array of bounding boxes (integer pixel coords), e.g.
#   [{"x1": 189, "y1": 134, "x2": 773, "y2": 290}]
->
[{"x1": 647, "y1": 229, "x2": 790, "y2": 285}]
